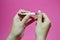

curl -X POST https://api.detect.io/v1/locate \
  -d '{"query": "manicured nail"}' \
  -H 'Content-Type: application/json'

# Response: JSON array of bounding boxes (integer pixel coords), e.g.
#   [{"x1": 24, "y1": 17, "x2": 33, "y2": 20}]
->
[{"x1": 38, "y1": 10, "x2": 41, "y2": 14}]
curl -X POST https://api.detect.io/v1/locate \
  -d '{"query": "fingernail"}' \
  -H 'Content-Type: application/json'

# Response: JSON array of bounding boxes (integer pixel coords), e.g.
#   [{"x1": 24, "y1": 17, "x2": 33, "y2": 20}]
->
[{"x1": 38, "y1": 10, "x2": 41, "y2": 14}]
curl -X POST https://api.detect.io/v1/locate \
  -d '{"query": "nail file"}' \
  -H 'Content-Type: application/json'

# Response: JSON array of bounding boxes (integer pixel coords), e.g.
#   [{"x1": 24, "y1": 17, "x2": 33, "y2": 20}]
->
[
  {"x1": 20, "y1": 10, "x2": 41, "y2": 15},
  {"x1": 21, "y1": 12, "x2": 36, "y2": 15},
  {"x1": 23, "y1": 10, "x2": 41, "y2": 15}
]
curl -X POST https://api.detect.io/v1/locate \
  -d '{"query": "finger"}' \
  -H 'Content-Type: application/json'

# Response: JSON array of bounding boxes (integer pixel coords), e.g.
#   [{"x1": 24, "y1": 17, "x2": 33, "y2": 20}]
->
[
  {"x1": 37, "y1": 13, "x2": 42, "y2": 24},
  {"x1": 42, "y1": 13, "x2": 50, "y2": 23},
  {"x1": 16, "y1": 9, "x2": 27, "y2": 21},
  {"x1": 22, "y1": 14, "x2": 31, "y2": 24},
  {"x1": 21, "y1": 10, "x2": 31, "y2": 13},
  {"x1": 16, "y1": 9, "x2": 23, "y2": 19},
  {"x1": 17, "y1": 9, "x2": 33, "y2": 21},
  {"x1": 17, "y1": 9, "x2": 31, "y2": 14},
  {"x1": 25, "y1": 17, "x2": 36, "y2": 27},
  {"x1": 17, "y1": 9, "x2": 22, "y2": 14},
  {"x1": 13, "y1": 14, "x2": 21, "y2": 22}
]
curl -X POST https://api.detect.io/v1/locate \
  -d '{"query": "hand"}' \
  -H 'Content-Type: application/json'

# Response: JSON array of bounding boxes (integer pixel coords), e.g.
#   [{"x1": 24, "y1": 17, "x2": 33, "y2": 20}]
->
[
  {"x1": 7, "y1": 9, "x2": 33, "y2": 40},
  {"x1": 36, "y1": 13, "x2": 51, "y2": 40}
]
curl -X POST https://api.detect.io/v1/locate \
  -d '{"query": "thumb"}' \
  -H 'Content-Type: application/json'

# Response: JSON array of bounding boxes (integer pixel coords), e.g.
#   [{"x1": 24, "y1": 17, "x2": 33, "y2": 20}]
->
[
  {"x1": 22, "y1": 14, "x2": 31, "y2": 24},
  {"x1": 37, "y1": 10, "x2": 42, "y2": 24}
]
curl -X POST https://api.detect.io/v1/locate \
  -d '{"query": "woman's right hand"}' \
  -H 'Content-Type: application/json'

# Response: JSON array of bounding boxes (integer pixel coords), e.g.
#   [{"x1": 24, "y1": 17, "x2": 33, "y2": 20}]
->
[{"x1": 36, "y1": 12, "x2": 51, "y2": 40}]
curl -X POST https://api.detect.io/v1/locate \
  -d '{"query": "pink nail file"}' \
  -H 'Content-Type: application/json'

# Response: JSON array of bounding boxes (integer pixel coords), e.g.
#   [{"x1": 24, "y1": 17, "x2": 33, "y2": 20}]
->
[{"x1": 18, "y1": 10, "x2": 41, "y2": 19}]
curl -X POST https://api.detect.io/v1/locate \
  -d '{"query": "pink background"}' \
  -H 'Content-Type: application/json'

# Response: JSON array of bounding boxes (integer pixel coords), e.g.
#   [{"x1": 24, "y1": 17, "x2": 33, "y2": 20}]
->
[{"x1": 0, "y1": 0, "x2": 60, "y2": 40}]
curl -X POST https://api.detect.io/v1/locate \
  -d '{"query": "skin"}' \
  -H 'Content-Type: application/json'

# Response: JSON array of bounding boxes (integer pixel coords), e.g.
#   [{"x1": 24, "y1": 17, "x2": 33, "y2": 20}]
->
[
  {"x1": 7, "y1": 9, "x2": 32, "y2": 40},
  {"x1": 7, "y1": 9, "x2": 51, "y2": 40},
  {"x1": 36, "y1": 12, "x2": 51, "y2": 40}
]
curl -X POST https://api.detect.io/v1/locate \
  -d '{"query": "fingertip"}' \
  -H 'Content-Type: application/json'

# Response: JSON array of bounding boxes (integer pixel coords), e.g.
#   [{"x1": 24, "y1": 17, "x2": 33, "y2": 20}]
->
[
  {"x1": 42, "y1": 13, "x2": 48, "y2": 18},
  {"x1": 37, "y1": 10, "x2": 42, "y2": 15},
  {"x1": 42, "y1": 13, "x2": 51, "y2": 23},
  {"x1": 42, "y1": 13, "x2": 46, "y2": 15},
  {"x1": 17, "y1": 9, "x2": 21, "y2": 14}
]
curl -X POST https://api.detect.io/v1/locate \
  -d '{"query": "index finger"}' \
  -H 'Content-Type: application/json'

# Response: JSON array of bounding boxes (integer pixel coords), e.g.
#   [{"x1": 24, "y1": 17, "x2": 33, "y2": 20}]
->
[{"x1": 42, "y1": 13, "x2": 50, "y2": 23}]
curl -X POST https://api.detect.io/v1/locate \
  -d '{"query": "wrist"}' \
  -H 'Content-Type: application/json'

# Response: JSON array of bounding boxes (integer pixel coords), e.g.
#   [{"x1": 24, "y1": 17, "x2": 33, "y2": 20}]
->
[
  {"x1": 36, "y1": 36, "x2": 46, "y2": 40},
  {"x1": 7, "y1": 33, "x2": 16, "y2": 40},
  {"x1": 7, "y1": 33, "x2": 23, "y2": 40}
]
